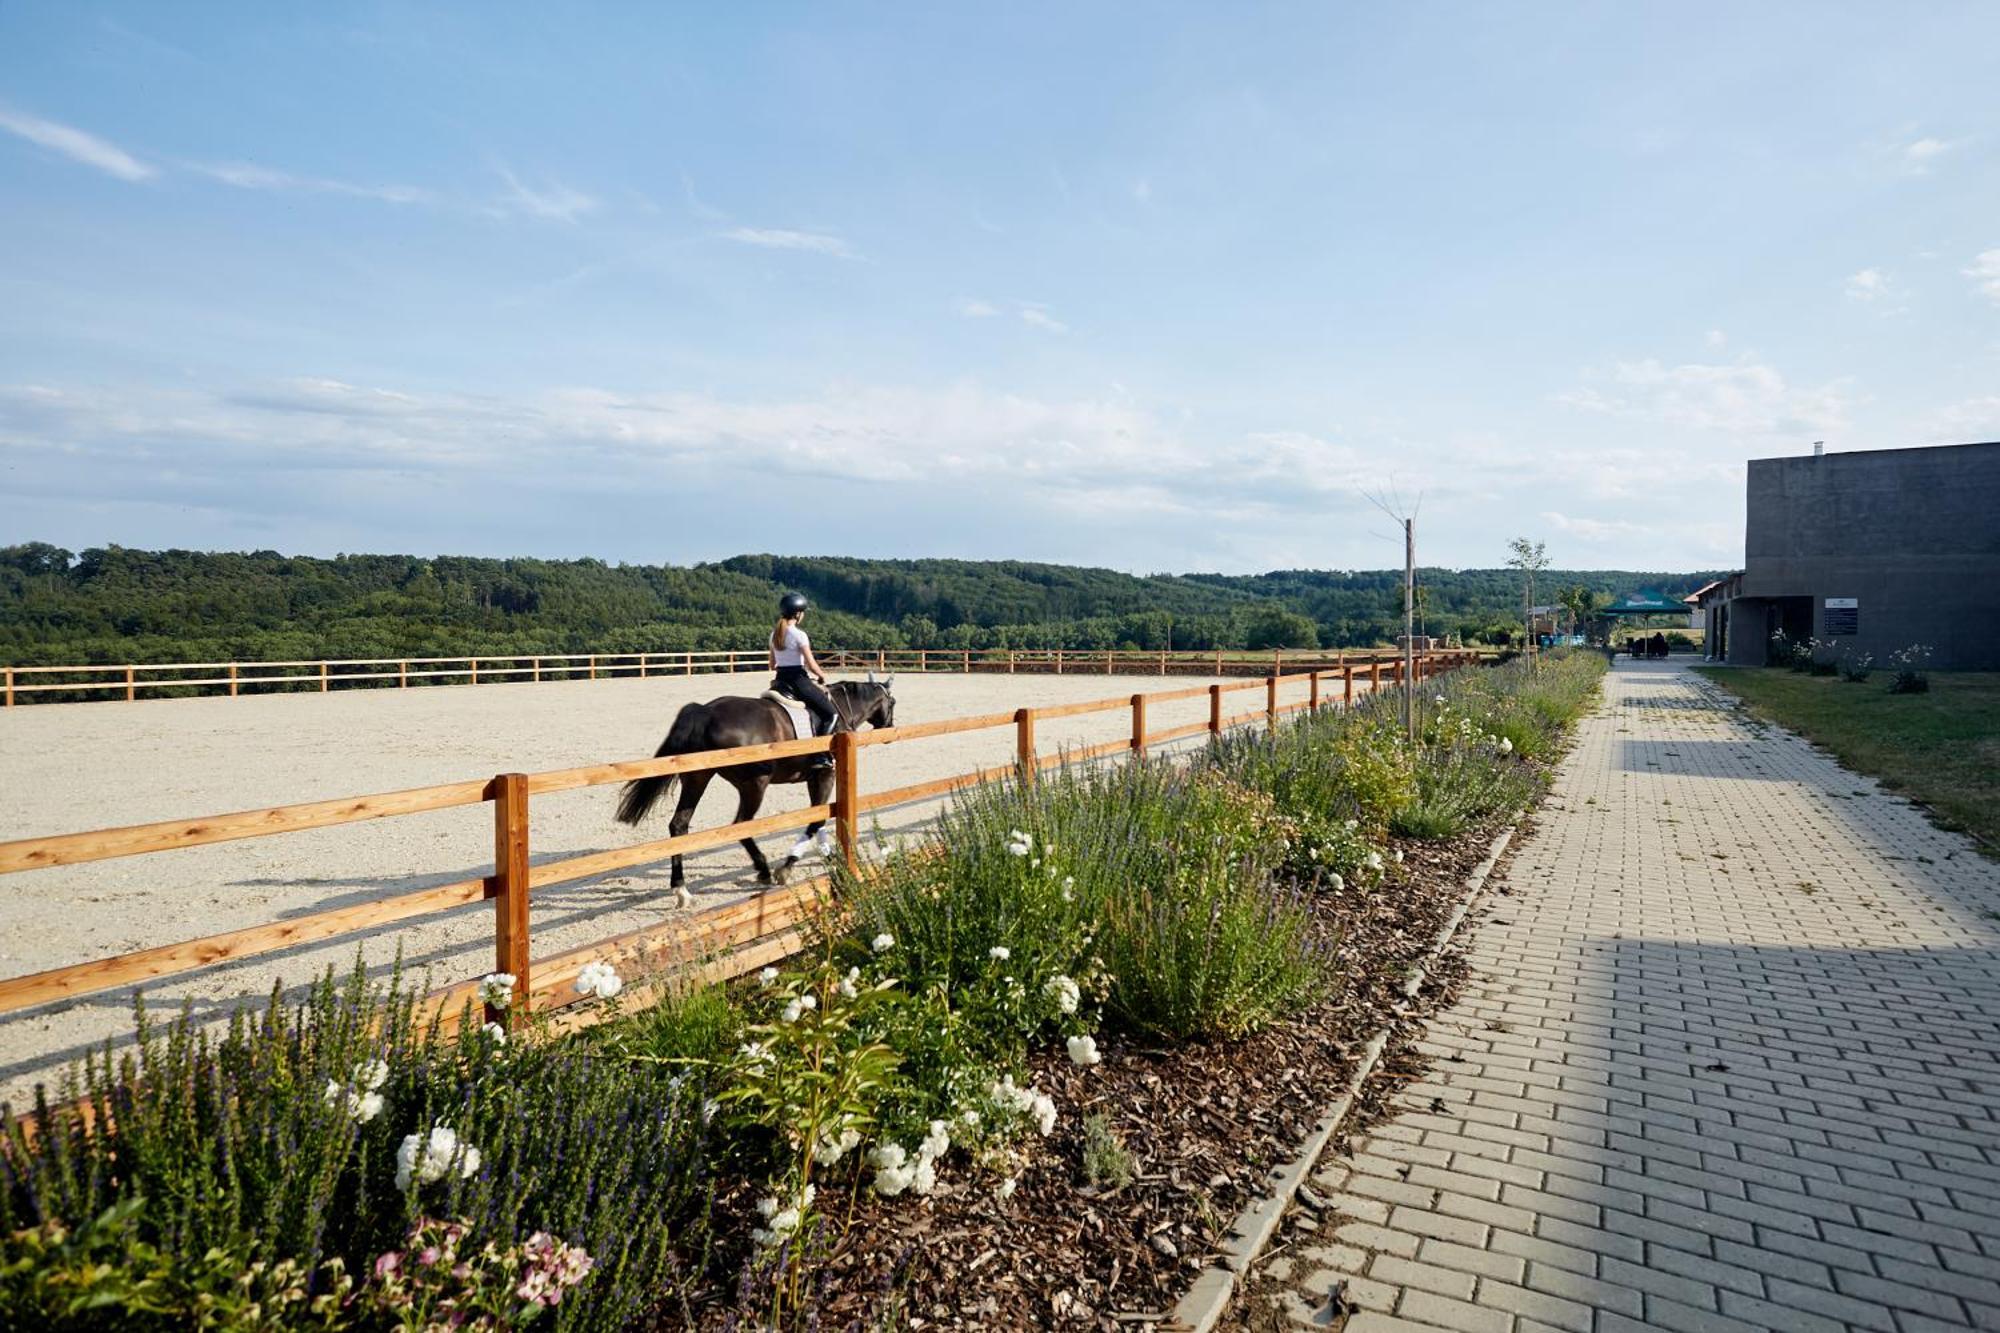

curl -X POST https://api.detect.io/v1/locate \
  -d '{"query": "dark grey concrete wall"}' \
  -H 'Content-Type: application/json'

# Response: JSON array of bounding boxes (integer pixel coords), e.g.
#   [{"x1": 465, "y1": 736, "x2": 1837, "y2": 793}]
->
[{"x1": 1737, "y1": 442, "x2": 2000, "y2": 670}]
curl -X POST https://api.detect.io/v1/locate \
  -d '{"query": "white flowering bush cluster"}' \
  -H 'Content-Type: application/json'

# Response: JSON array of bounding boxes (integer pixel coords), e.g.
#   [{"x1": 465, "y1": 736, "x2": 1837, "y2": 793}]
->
[
  {"x1": 1888, "y1": 643, "x2": 1932, "y2": 694},
  {"x1": 322, "y1": 1058, "x2": 389, "y2": 1124},
  {"x1": 575, "y1": 959, "x2": 624, "y2": 1001},
  {"x1": 395, "y1": 1124, "x2": 483, "y2": 1191}
]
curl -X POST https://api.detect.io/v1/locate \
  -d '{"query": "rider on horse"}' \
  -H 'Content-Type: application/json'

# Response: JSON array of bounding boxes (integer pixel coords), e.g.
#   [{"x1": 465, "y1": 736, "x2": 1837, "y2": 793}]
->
[{"x1": 770, "y1": 592, "x2": 838, "y2": 769}]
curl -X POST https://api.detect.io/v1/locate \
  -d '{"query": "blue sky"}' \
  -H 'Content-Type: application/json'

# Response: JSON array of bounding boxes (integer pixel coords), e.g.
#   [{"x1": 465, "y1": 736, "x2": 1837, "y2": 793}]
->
[{"x1": 2, "y1": 3, "x2": 1996, "y2": 574}]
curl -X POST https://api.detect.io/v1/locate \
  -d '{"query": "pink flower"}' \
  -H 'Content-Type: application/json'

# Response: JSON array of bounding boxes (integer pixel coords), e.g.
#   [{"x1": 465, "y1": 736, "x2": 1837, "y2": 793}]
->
[{"x1": 373, "y1": 1250, "x2": 402, "y2": 1279}]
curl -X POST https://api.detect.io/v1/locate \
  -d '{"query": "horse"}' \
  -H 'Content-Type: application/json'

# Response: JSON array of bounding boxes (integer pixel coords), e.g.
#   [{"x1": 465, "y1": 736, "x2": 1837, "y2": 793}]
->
[{"x1": 613, "y1": 677, "x2": 896, "y2": 889}]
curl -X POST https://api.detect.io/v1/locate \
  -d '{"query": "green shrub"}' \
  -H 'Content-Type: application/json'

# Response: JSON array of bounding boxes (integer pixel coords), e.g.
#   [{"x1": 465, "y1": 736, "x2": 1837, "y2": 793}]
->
[
  {"x1": 601, "y1": 970, "x2": 741, "y2": 1070},
  {"x1": 839, "y1": 761, "x2": 1331, "y2": 1046},
  {"x1": 1389, "y1": 795, "x2": 1465, "y2": 840},
  {"x1": 1209, "y1": 697, "x2": 1413, "y2": 841},
  {"x1": 2, "y1": 964, "x2": 711, "y2": 1333},
  {"x1": 1079, "y1": 1115, "x2": 1134, "y2": 1192}
]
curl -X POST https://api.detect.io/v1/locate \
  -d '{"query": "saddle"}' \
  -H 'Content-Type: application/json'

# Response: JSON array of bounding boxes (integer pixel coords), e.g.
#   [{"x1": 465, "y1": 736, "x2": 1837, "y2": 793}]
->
[{"x1": 762, "y1": 687, "x2": 844, "y2": 742}]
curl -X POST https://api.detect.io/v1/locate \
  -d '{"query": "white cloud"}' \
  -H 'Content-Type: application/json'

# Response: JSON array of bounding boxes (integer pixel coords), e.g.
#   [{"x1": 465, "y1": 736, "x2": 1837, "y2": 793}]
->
[
  {"x1": 1018, "y1": 304, "x2": 1069, "y2": 334},
  {"x1": 1917, "y1": 395, "x2": 2000, "y2": 443},
  {"x1": 1845, "y1": 268, "x2": 1891, "y2": 302},
  {"x1": 0, "y1": 375, "x2": 1763, "y2": 569},
  {"x1": 1903, "y1": 136, "x2": 1954, "y2": 169},
  {"x1": 1965, "y1": 250, "x2": 2000, "y2": 306},
  {"x1": 722, "y1": 227, "x2": 856, "y2": 259},
  {"x1": 0, "y1": 106, "x2": 154, "y2": 181},
  {"x1": 193, "y1": 161, "x2": 427, "y2": 205},
  {"x1": 1540, "y1": 510, "x2": 1648, "y2": 543},
  {"x1": 955, "y1": 298, "x2": 999, "y2": 318},
  {"x1": 1555, "y1": 356, "x2": 1850, "y2": 437},
  {"x1": 493, "y1": 167, "x2": 597, "y2": 222},
  {"x1": 1705, "y1": 329, "x2": 1728, "y2": 349}
]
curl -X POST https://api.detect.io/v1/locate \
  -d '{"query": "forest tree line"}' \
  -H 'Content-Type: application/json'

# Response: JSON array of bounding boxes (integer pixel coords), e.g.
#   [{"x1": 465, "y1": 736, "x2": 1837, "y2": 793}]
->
[{"x1": 0, "y1": 543, "x2": 1721, "y2": 667}]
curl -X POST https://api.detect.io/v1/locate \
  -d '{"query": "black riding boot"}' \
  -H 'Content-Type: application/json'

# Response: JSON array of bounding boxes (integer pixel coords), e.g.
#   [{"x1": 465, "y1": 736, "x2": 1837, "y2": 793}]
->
[{"x1": 810, "y1": 712, "x2": 837, "y2": 770}]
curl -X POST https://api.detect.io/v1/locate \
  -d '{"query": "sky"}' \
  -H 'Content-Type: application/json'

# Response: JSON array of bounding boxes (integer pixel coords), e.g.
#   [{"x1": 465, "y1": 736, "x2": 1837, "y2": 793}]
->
[{"x1": 2, "y1": 3, "x2": 1996, "y2": 576}]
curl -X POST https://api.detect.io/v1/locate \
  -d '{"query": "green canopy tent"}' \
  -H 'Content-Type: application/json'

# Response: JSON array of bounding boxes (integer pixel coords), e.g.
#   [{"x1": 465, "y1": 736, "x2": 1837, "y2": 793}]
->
[
  {"x1": 1598, "y1": 588, "x2": 1693, "y2": 617},
  {"x1": 1594, "y1": 587, "x2": 1696, "y2": 652}
]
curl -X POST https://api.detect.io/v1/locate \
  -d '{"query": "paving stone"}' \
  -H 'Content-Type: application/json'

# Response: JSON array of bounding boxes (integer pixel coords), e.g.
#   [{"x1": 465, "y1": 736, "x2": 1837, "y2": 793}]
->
[{"x1": 1247, "y1": 664, "x2": 2000, "y2": 1332}]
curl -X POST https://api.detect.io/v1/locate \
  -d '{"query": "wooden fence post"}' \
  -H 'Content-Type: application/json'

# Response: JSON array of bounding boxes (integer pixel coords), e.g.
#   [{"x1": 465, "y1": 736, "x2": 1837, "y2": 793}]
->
[
  {"x1": 1008, "y1": 650, "x2": 1017, "y2": 674},
  {"x1": 1016, "y1": 707, "x2": 1037, "y2": 784},
  {"x1": 1131, "y1": 693, "x2": 1147, "y2": 756},
  {"x1": 1105, "y1": 650, "x2": 1113, "y2": 675},
  {"x1": 471, "y1": 658, "x2": 479, "y2": 686},
  {"x1": 1274, "y1": 650, "x2": 1282, "y2": 679},
  {"x1": 685, "y1": 652, "x2": 693, "y2": 676},
  {"x1": 319, "y1": 662, "x2": 329, "y2": 693},
  {"x1": 588, "y1": 655, "x2": 597, "y2": 681},
  {"x1": 532, "y1": 657, "x2": 541, "y2": 683},
  {"x1": 1309, "y1": 670, "x2": 1320, "y2": 712},
  {"x1": 1343, "y1": 664, "x2": 1354, "y2": 708},
  {"x1": 3, "y1": 667, "x2": 12, "y2": 707},
  {"x1": 832, "y1": 732, "x2": 860, "y2": 873},
  {"x1": 639, "y1": 654, "x2": 648, "y2": 679},
  {"x1": 1055, "y1": 650, "x2": 1064, "y2": 675},
  {"x1": 1209, "y1": 684, "x2": 1223, "y2": 737},
  {"x1": 1369, "y1": 660, "x2": 1381, "y2": 694},
  {"x1": 963, "y1": 649, "x2": 971, "y2": 673},
  {"x1": 229, "y1": 663, "x2": 239, "y2": 698},
  {"x1": 1267, "y1": 674, "x2": 1279, "y2": 734},
  {"x1": 918, "y1": 649, "x2": 927, "y2": 673},
  {"x1": 126, "y1": 666, "x2": 136, "y2": 702},
  {"x1": 1215, "y1": 648, "x2": 1223, "y2": 675},
  {"x1": 490, "y1": 772, "x2": 531, "y2": 1028},
  {"x1": 399, "y1": 661, "x2": 407, "y2": 689}
]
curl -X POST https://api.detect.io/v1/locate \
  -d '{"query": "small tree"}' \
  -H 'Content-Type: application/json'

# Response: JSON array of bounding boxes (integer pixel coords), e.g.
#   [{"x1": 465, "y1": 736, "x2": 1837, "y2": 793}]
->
[{"x1": 1506, "y1": 538, "x2": 1549, "y2": 659}]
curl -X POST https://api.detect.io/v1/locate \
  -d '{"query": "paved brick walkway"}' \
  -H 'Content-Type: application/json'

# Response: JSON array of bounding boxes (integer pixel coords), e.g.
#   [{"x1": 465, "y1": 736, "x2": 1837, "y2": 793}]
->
[{"x1": 1259, "y1": 661, "x2": 2000, "y2": 1332}]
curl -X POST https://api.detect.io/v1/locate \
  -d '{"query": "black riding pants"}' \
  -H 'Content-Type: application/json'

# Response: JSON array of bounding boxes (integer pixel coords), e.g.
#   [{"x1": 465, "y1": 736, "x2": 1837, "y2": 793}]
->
[{"x1": 774, "y1": 666, "x2": 838, "y2": 735}]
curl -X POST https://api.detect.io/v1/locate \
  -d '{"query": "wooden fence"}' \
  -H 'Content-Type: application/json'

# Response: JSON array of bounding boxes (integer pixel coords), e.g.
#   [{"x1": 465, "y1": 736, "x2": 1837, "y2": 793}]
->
[
  {"x1": 1, "y1": 646, "x2": 1458, "y2": 706},
  {"x1": 0, "y1": 652, "x2": 1481, "y2": 1042}
]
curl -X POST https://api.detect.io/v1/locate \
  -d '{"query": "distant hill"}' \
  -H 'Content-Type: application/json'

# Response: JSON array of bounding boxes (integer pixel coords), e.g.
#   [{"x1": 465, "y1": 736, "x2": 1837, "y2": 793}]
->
[{"x1": 0, "y1": 543, "x2": 1721, "y2": 665}]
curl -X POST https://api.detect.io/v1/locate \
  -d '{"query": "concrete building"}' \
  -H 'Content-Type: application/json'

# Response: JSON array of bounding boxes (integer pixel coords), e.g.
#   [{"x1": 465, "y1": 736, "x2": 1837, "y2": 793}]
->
[{"x1": 1698, "y1": 440, "x2": 2000, "y2": 669}]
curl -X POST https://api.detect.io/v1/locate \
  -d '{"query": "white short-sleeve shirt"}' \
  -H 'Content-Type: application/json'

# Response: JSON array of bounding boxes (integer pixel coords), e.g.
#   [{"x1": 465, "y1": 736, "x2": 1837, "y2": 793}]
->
[{"x1": 774, "y1": 625, "x2": 809, "y2": 667}]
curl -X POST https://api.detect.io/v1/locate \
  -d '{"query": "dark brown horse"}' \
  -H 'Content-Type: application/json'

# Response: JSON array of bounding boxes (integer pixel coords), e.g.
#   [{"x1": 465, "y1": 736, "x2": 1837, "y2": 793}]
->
[{"x1": 614, "y1": 678, "x2": 896, "y2": 887}]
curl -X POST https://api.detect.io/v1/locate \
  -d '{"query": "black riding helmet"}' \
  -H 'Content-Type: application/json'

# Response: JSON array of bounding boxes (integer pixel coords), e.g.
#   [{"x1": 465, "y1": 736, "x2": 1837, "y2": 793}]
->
[{"x1": 779, "y1": 592, "x2": 810, "y2": 617}]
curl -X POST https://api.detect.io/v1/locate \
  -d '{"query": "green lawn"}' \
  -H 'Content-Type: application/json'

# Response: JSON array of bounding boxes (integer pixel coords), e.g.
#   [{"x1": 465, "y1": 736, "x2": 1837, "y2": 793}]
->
[{"x1": 1695, "y1": 667, "x2": 2000, "y2": 853}]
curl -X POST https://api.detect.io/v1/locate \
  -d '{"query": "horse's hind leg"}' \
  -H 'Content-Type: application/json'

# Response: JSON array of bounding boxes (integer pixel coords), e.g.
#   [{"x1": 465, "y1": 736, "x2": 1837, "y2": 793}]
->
[
  {"x1": 727, "y1": 775, "x2": 776, "y2": 884},
  {"x1": 667, "y1": 771, "x2": 713, "y2": 890}
]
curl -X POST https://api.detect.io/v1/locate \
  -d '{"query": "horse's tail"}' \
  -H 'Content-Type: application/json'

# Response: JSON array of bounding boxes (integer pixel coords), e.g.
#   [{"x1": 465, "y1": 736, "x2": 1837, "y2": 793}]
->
[{"x1": 615, "y1": 703, "x2": 710, "y2": 825}]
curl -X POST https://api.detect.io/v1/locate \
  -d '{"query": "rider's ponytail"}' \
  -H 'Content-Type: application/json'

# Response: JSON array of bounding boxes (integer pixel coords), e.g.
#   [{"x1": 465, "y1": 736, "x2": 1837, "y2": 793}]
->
[{"x1": 771, "y1": 616, "x2": 791, "y2": 653}]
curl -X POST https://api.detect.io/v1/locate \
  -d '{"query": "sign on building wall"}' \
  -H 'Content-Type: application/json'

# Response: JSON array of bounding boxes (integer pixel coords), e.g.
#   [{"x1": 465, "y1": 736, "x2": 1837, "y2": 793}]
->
[{"x1": 1824, "y1": 597, "x2": 1859, "y2": 635}]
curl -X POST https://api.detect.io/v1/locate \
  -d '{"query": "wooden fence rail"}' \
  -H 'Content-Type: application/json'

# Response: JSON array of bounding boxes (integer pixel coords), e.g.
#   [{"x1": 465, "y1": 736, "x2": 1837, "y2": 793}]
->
[
  {"x1": 0, "y1": 652, "x2": 1485, "y2": 1032},
  {"x1": 1, "y1": 647, "x2": 1473, "y2": 706}
]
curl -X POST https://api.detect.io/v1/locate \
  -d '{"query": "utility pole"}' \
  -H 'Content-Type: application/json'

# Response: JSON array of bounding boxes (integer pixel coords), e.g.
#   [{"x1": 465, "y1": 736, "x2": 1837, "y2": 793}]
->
[{"x1": 1403, "y1": 517, "x2": 1415, "y2": 738}]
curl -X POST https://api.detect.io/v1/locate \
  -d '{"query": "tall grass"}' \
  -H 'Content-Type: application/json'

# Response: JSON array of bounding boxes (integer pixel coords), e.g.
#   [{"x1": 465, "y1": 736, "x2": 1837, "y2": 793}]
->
[{"x1": 840, "y1": 759, "x2": 1336, "y2": 1044}]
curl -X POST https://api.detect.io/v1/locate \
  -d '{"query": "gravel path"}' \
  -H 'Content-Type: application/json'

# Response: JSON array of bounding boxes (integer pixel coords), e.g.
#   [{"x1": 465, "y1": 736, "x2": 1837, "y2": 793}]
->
[{"x1": 0, "y1": 668, "x2": 1332, "y2": 1108}]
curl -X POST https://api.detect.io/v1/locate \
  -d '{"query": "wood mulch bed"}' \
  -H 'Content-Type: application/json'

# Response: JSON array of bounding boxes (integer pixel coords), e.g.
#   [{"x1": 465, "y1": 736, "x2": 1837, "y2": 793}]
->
[{"x1": 680, "y1": 815, "x2": 1521, "y2": 1331}]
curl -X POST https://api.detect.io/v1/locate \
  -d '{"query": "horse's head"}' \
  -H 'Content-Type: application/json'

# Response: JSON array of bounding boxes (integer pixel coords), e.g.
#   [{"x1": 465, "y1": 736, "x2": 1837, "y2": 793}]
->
[
  {"x1": 863, "y1": 677, "x2": 895, "y2": 729},
  {"x1": 839, "y1": 677, "x2": 896, "y2": 730}
]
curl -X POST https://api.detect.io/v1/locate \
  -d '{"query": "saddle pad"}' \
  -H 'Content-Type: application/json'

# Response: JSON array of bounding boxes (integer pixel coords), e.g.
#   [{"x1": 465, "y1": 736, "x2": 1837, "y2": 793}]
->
[{"x1": 760, "y1": 690, "x2": 814, "y2": 741}]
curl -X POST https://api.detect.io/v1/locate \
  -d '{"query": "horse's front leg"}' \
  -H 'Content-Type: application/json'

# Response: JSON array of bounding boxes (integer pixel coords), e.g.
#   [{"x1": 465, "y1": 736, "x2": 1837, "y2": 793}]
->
[
  {"x1": 729, "y1": 774, "x2": 777, "y2": 884},
  {"x1": 776, "y1": 768, "x2": 837, "y2": 883}
]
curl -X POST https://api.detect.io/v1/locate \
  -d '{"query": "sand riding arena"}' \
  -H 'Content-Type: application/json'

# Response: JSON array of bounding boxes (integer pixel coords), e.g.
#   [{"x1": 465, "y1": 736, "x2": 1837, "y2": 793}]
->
[{"x1": 0, "y1": 652, "x2": 1468, "y2": 1110}]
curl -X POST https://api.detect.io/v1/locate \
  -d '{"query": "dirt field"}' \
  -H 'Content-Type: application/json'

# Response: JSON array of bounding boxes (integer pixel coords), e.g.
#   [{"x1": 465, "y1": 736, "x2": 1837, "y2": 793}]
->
[{"x1": 0, "y1": 668, "x2": 1344, "y2": 1107}]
